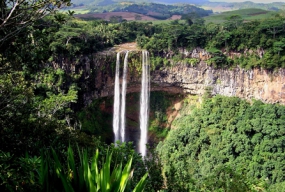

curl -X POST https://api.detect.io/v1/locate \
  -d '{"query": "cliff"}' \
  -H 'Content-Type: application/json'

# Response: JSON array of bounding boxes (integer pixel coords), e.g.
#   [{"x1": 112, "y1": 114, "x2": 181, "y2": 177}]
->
[
  {"x1": 152, "y1": 62, "x2": 285, "y2": 105},
  {"x1": 51, "y1": 44, "x2": 285, "y2": 106},
  {"x1": 82, "y1": 58, "x2": 285, "y2": 106}
]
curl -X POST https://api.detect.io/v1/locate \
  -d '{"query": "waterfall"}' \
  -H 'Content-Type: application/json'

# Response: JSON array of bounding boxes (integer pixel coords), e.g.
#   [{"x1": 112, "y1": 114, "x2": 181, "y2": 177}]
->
[
  {"x1": 113, "y1": 52, "x2": 121, "y2": 143},
  {"x1": 139, "y1": 50, "x2": 150, "y2": 157},
  {"x1": 120, "y1": 51, "x2": 129, "y2": 142},
  {"x1": 113, "y1": 50, "x2": 150, "y2": 155},
  {"x1": 113, "y1": 51, "x2": 129, "y2": 143}
]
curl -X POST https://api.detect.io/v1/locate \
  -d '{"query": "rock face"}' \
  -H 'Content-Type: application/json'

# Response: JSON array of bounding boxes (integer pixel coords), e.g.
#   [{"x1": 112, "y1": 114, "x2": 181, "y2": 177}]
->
[
  {"x1": 51, "y1": 50, "x2": 285, "y2": 106},
  {"x1": 81, "y1": 54, "x2": 285, "y2": 105},
  {"x1": 152, "y1": 62, "x2": 285, "y2": 105}
]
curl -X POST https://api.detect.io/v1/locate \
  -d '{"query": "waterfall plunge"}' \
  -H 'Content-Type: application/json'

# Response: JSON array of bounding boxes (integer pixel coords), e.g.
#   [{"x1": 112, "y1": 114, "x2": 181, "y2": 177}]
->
[
  {"x1": 113, "y1": 51, "x2": 129, "y2": 143},
  {"x1": 120, "y1": 51, "x2": 129, "y2": 142},
  {"x1": 139, "y1": 50, "x2": 150, "y2": 157},
  {"x1": 113, "y1": 50, "x2": 150, "y2": 157},
  {"x1": 113, "y1": 52, "x2": 121, "y2": 143}
]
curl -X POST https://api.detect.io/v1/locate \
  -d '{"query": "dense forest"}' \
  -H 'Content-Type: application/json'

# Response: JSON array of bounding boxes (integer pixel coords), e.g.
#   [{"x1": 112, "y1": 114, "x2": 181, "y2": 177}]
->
[
  {"x1": 137, "y1": 13, "x2": 285, "y2": 69},
  {"x1": 1, "y1": 0, "x2": 285, "y2": 191},
  {"x1": 158, "y1": 95, "x2": 285, "y2": 191}
]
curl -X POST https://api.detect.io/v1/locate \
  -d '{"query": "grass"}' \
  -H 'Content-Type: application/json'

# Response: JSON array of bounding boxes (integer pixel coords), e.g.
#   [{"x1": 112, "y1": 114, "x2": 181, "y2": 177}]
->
[
  {"x1": 137, "y1": 19, "x2": 172, "y2": 25},
  {"x1": 73, "y1": 9, "x2": 90, "y2": 14},
  {"x1": 204, "y1": 8, "x2": 275, "y2": 24},
  {"x1": 201, "y1": 6, "x2": 234, "y2": 13}
]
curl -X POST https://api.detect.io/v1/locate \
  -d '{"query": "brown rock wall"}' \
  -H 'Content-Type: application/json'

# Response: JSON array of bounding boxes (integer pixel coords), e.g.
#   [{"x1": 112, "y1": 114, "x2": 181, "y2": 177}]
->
[
  {"x1": 51, "y1": 49, "x2": 285, "y2": 106},
  {"x1": 152, "y1": 62, "x2": 285, "y2": 104}
]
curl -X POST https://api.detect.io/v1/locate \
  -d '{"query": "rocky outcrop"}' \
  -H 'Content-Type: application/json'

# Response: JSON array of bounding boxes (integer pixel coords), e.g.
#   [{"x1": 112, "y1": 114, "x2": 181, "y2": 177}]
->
[
  {"x1": 81, "y1": 57, "x2": 285, "y2": 105},
  {"x1": 179, "y1": 47, "x2": 211, "y2": 60},
  {"x1": 152, "y1": 62, "x2": 285, "y2": 105},
  {"x1": 50, "y1": 46, "x2": 285, "y2": 106}
]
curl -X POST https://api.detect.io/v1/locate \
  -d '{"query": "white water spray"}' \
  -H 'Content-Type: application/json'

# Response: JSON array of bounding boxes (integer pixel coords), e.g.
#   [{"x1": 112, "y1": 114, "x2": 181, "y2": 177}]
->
[
  {"x1": 113, "y1": 52, "x2": 121, "y2": 143},
  {"x1": 139, "y1": 50, "x2": 150, "y2": 157},
  {"x1": 120, "y1": 51, "x2": 129, "y2": 142}
]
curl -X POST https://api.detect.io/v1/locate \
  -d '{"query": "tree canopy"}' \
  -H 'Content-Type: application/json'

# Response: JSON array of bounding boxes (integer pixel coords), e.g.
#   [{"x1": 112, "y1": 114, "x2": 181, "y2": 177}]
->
[
  {"x1": 0, "y1": 0, "x2": 71, "y2": 42},
  {"x1": 157, "y1": 96, "x2": 285, "y2": 191}
]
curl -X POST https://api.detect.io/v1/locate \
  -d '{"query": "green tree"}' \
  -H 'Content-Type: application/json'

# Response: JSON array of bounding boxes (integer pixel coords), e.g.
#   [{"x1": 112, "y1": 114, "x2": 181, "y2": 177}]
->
[
  {"x1": 259, "y1": 17, "x2": 284, "y2": 39},
  {"x1": 135, "y1": 14, "x2": 142, "y2": 21},
  {"x1": 225, "y1": 14, "x2": 243, "y2": 29},
  {"x1": 158, "y1": 96, "x2": 285, "y2": 191},
  {"x1": 0, "y1": 0, "x2": 71, "y2": 42},
  {"x1": 273, "y1": 38, "x2": 285, "y2": 55},
  {"x1": 109, "y1": 16, "x2": 123, "y2": 23}
]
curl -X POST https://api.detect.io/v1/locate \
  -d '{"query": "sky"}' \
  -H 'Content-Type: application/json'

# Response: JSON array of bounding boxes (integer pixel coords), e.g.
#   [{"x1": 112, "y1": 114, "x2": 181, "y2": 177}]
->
[{"x1": 209, "y1": 0, "x2": 285, "y2": 2}]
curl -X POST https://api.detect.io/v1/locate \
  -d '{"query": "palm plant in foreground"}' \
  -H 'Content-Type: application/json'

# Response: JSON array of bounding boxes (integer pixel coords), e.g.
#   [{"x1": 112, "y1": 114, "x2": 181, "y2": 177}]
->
[{"x1": 40, "y1": 146, "x2": 148, "y2": 191}]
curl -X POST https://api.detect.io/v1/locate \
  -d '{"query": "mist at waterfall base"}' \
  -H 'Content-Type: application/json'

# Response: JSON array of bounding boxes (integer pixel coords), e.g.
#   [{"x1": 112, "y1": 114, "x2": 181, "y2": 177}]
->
[{"x1": 112, "y1": 51, "x2": 150, "y2": 157}]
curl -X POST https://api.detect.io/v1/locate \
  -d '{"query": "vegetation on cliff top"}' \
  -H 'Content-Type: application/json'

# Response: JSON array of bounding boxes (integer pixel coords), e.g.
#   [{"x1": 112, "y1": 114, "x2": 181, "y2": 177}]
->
[{"x1": 137, "y1": 12, "x2": 285, "y2": 69}]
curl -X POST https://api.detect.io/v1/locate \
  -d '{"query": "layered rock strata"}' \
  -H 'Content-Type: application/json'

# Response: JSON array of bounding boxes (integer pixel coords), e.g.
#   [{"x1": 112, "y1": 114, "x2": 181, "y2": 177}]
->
[
  {"x1": 152, "y1": 62, "x2": 285, "y2": 105},
  {"x1": 51, "y1": 49, "x2": 285, "y2": 106}
]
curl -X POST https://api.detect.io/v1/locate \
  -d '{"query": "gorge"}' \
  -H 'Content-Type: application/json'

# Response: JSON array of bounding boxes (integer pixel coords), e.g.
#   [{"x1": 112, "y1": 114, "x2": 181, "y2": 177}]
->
[
  {"x1": 54, "y1": 43, "x2": 285, "y2": 150},
  {"x1": 58, "y1": 44, "x2": 285, "y2": 107}
]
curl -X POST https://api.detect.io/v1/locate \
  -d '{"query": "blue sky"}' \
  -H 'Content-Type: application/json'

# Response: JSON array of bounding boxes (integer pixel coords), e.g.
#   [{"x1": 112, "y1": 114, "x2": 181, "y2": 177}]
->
[{"x1": 209, "y1": 0, "x2": 285, "y2": 2}]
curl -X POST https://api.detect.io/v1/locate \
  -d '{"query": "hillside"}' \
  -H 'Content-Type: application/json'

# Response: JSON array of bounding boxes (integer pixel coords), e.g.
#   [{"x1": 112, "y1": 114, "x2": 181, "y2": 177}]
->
[
  {"x1": 70, "y1": 0, "x2": 285, "y2": 10},
  {"x1": 204, "y1": 8, "x2": 274, "y2": 24},
  {"x1": 69, "y1": 0, "x2": 284, "y2": 21},
  {"x1": 71, "y1": 0, "x2": 147, "y2": 6},
  {"x1": 75, "y1": 12, "x2": 157, "y2": 21},
  {"x1": 202, "y1": 1, "x2": 285, "y2": 13},
  {"x1": 71, "y1": 0, "x2": 209, "y2": 6},
  {"x1": 89, "y1": 3, "x2": 211, "y2": 18},
  {"x1": 73, "y1": 2, "x2": 212, "y2": 20}
]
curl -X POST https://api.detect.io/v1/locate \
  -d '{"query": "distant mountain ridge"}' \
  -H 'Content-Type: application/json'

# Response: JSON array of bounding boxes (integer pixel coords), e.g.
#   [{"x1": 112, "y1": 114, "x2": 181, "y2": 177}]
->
[
  {"x1": 86, "y1": 2, "x2": 212, "y2": 18},
  {"x1": 153, "y1": 0, "x2": 209, "y2": 4},
  {"x1": 71, "y1": 0, "x2": 284, "y2": 7},
  {"x1": 70, "y1": 1, "x2": 285, "y2": 16},
  {"x1": 203, "y1": 1, "x2": 285, "y2": 11},
  {"x1": 71, "y1": 0, "x2": 210, "y2": 6}
]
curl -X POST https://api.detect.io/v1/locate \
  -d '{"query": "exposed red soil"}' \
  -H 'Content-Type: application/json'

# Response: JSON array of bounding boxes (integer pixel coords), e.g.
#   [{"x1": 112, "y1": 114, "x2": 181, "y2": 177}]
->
[
  {"x1": 75, "y1": 12, "x2": 158, "y2": 21},
  {"x1": 114, "y1": 42, "x2": 140, "y2": 51},
  {"x1": 168, "y1": 15, "x2": 181, "y2": 20},
  {"x1": 146, "y1": 11, "x2": 161, "y2": 16},
  {"x1": 99, "y1": 42, "x2": 140, "y2": 54}
]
